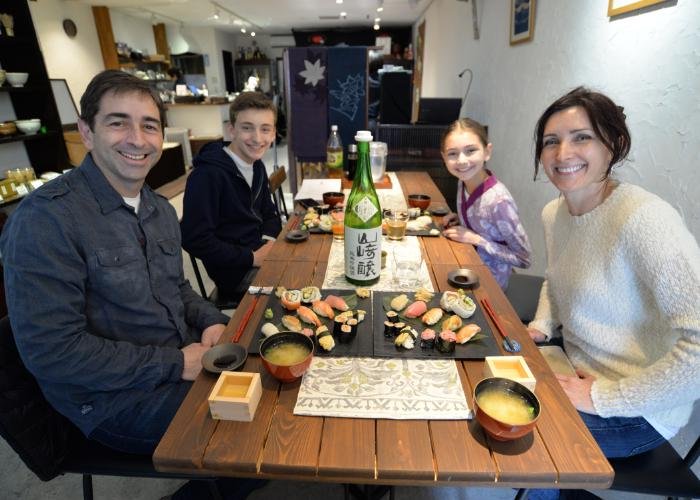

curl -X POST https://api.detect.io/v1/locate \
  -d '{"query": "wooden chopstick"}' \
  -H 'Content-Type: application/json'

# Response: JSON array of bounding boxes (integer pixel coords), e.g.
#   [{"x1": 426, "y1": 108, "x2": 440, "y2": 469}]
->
[
  {"x1": 232, "y1": 293, "x2": 261, "y2": 343},
  {"x1": 480, "y1": 298, "x2": 516, "y2": 351}
]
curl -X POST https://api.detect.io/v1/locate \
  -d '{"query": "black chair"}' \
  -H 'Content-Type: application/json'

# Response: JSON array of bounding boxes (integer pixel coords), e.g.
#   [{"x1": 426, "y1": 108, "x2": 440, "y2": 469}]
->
[
  {"x1": 0, "y1": 316, "x2": 222, "y2": 500},
  {"x1": 504, "y1": 273, "x2": 544, "y2": 324},
  {"x1": 189, "y1": 254, "x2": 256, "y2": 310}
]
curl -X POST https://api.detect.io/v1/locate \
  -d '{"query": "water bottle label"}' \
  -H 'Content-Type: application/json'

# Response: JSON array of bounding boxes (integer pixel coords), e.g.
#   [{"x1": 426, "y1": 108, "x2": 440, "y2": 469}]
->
[
  {"x1": 327, "y1": 151, "x2": 342, "y2": 169},
  {"x1": 344, "y1": 227, "x2": 381, "y2": 281},
  {"x1": 352, "y1": 196, "x2": 379, "y2": 222}
]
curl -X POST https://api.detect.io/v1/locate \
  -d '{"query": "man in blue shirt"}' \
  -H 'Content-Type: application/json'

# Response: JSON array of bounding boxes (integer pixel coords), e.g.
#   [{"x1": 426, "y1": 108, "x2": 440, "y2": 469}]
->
[{"x1": 0, "y1": 70, "x2": 229, "y2": 455}]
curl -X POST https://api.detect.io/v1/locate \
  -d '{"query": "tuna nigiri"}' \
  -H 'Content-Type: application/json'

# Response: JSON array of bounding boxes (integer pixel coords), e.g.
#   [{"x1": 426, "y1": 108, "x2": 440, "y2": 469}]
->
[
  {"x1": 312, "y1": 299, "x2": 335, "y2": 319},
  {"x1": 325, "y1": 294, "x2": 349, "y2": 311},
  {"x1": 404, "y1": 300, "x2": 428, "y2": 318},
  {"x1": 297, "y1": 305, "x2": 322, "y2": 327}
]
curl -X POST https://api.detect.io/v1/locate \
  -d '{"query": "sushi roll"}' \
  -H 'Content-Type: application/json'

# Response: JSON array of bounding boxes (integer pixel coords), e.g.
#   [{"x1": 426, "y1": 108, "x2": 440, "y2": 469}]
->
[
  {"x1": 356, "y1": 309, "x2": 367, "y2": 323},
  {"x1": 392, "y1": 321, "x2": 406, "y2": 337},
  {"x1": 300, "y1": 286, "x2": 322, "y2": 304},
  {"x1": 336, "y1": 310, "x2": 355, "y2": 322},
  {"x1": 346, "y1": 318, "x2": 359, "y2": 335},
  {"x1": 333, "y1": 316, "x2": 346, "y2": 335},
  {"x1": 339, "y1": 323, "x2": 354, "y2": 343},
  {"x1": 435, "y1": 330, "x2": 457, "y2": 353},
  {"x1": 420, "y1": 329, "x2": 436, "y2": 349},
  {"x1": 386, "y1": 310, "x2": 399, "y2": 322},
  {"x1": 280, "y1": 289, "x2": 302, "y2": 310},
  {"x1": 384, "y1": 321, "x2": 395, "y2": 338}
]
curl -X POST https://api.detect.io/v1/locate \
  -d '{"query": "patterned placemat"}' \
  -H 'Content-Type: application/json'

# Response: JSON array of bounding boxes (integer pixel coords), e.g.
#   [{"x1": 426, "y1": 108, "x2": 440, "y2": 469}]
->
[{"x1": 294, "y1": 357, "x2": 472, "y2": 420}]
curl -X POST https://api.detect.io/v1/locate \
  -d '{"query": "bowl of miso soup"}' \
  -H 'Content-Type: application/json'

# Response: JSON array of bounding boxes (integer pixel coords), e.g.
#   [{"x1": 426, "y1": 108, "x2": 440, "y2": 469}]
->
[
  {"x1": 473, "y1": 377, "x2": 541, "y2": 441},
  {"x1": 260, "y1": 331, "x2": 314, "y2": 383}
]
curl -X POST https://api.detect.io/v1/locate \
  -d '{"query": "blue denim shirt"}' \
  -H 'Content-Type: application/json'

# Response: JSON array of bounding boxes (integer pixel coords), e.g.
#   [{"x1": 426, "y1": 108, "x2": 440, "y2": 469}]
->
[{"x1": 0, "y1": 155, "x2": 228, "y2": 435}]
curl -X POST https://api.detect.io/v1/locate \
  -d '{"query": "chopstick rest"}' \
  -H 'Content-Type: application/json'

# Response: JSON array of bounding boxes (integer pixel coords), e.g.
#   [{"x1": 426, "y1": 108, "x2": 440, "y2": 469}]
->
[{"x1": 232, "y1": 286, "x2": 273, "y2": 343}]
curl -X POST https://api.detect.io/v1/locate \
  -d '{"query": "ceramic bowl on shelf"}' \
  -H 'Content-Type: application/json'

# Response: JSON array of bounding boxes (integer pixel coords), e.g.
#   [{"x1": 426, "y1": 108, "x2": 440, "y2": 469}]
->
[
  {"x1": 260, "y1": 331, "x2": 314, "y2": 383},
  {"x1": 6, "y1": 72, "x2": 29, "y2": 87},
  {"x1": 14, "y1": 119, "x2": 41, "y2": 135},
  {"x1": 473, "y1": 377, "x2": 541, "y2": 441}
]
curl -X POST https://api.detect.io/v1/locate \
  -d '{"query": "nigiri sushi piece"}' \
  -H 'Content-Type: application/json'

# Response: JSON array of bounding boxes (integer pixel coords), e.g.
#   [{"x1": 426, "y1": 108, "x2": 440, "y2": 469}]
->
[
  {"x1": 281, "y1": 315, "x2": 302, "y2": 332},
  {"x1": 301, "y1": 286, "x2": 322, "y2": 304},
  {"x1": 420, "y1": 328, "x2": 436, "y2": 349},
  {"x1": 390, "y1": 293, "x2": 410, "y2": 311},
  {"x1": 316, "y1": 326, "x2": 335, "y2": 351},
  {"x1": 421, "y1": 307, "x2": 444, "y2": 325},
  {"x1": 280, "y1": 289, "x2": 302, "y2": 310},
  {"x1": 312, "y1": 299, "x2": 335, "y2": 319},
  {"x1": 297, "y1": 305, "x2": 322, "y2": 327},
  {"x1": 325, "y1": 294, "x2": 349, "y2": 311},
  {"x1": 261, "y1": 322, "x2": 279, "y2": 338},
  {"x1": 404, "y1": 300, "x2": 428, "y2": 318},
  {"x1": 356, "y1": 309, "x2": 366, "y2": 323},
  {"x1": 394, "y1": 330, "x2": 416, "y2": 349},
  {"x1": 441, "y1": 314, "x2": 463, "y2": 332},
  {"x1": 435, "y1": 330, "x2": 457, "y2": 353},
  {"x1": 300, "y1": 327, "x2": 315, "y2": 338},
  {"x1": 456, "y1": 324, "x2": 481, "y2": 344}
]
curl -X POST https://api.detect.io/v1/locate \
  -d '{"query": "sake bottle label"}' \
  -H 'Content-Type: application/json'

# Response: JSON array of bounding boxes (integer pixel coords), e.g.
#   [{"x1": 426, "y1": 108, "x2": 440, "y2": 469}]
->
[
  {"x1": 352, "y1": 196, "x2": 379, "y2": 223},
  {"x1": 344, "y1": 226, "x2": 381, "y2": 281}
]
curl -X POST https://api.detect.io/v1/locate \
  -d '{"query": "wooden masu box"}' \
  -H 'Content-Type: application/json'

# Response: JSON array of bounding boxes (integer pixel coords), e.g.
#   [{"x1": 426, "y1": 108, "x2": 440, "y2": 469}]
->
[
  {"x1": 483, "y1": 356, "x2": 536, "y2": 391},
  {"x1": 208, "y1": 371, "x2": 262, "y2": 421}
]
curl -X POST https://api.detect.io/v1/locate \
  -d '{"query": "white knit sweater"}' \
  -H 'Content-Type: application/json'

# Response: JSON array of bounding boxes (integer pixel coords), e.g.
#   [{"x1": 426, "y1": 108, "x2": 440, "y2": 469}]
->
[{"x1": 529, "y1": 183, "x2": 700, "y2": 439}]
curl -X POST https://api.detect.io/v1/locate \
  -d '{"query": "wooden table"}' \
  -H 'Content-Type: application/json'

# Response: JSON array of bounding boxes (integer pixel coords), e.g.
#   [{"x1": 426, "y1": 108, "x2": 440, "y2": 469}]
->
[{"x1": 154, "y1": 172, "x2": 613, "y2": 490}]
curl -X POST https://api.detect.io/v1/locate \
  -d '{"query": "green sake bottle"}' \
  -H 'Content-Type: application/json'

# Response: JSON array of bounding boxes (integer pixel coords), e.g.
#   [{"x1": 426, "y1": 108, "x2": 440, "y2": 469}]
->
[{"x1": 344, "y1": 130, "x2": 382, "y2": 285}]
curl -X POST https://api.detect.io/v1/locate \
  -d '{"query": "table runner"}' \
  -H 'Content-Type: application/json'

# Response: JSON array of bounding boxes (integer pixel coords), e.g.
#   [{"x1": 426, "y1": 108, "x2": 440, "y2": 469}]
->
[
  {"x1": 342, "y1": 172, "x2": 407, "y2": 210},
  {"x1": 294, "y1": 357, "x2": 472, "y2": 420}
]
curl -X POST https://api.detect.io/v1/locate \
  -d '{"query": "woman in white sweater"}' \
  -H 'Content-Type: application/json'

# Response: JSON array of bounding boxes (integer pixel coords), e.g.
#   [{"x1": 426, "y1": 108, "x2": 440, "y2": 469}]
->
[{"x1": 528, "y1": 87, "x2": 700, "y2": 459}]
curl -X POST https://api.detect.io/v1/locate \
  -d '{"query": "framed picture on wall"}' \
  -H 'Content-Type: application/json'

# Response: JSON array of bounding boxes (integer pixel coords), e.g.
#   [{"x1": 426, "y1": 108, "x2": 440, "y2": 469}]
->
[
  {"x1": 510, "y1": 0, "x2": 536, "y2": 45},
  {"x1": 608, "y1": 0, "x2": 666, "y2": 16}
]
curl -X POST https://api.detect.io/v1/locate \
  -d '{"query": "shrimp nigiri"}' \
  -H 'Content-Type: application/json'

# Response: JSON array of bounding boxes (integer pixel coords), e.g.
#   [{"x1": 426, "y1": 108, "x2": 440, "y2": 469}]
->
[
  {"x1": 312, "y1": 299, "x2": 335, "y2": 319},
  {"x1": 297, "y1": 305, "x2": 322, "y2": 327}
]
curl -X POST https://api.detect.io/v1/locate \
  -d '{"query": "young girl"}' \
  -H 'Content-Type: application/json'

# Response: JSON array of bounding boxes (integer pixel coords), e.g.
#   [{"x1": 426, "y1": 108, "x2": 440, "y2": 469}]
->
[{"x1": 440, "y1": 118, "x2": 531, "y2": 289}]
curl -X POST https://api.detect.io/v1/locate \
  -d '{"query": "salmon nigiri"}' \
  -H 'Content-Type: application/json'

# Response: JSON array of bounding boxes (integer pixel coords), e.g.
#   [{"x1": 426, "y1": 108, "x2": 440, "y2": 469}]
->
[
  {"x1": 297, "y1": 305, "x2": 322, "y2": 327},
  {"x1": 325, "y1": 294, "x2": 349, "y2": 311},
  {"x1": 312, "y1": 300, "x2": 335, "y2": 319}
]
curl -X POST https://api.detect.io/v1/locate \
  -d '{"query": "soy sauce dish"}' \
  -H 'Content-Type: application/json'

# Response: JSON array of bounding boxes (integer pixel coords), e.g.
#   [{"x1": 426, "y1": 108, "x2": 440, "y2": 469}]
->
[
  {"x1": 202, "y1": 343, "x2": 248, "y2": 373},
  {"x1": 447, "y1": 268, "x2": 479, "y2": 289},
  {"x1": 285, "y1": 229, "x2": 309, "y2": 243}
]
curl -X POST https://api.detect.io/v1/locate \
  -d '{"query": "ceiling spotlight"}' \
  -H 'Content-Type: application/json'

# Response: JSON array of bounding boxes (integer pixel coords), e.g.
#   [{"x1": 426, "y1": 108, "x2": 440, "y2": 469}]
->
[
  {"x1": 340, "y1": 11, "x2": 347, "y2": 18},
  {"x1": 336, "y1": 0, "x2": 343, "y2": 4},
  {"x1": 241, "y1": 27, "x2": 246, "y2": 33},
  {"x1": 213, "y1": 8, "x2": 220, "y2": 20},
  {"x1": 374, "y1": 17, "x2": 381, "y2": 22},
  {"x1": 373, "y1": 23, "x2": 380, "y2": 30},
  {"x1": 233, "y1": 19, "x2": 243, "y2": 25},
  {"x1": 251, "y1": 32, "x2": 256, "y2": 37},
  {"x1": 377, "y1": 0, "x2": 384, "y2": 12}
]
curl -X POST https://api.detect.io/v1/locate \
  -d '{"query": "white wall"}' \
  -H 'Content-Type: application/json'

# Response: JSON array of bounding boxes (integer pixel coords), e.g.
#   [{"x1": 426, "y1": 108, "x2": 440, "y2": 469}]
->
[
  {"x1": 417, "y1": 0, "x2": 700, "y2": 276},
  {"x1": 28, "y1": 0, "x2": 104, "y2": 108}
]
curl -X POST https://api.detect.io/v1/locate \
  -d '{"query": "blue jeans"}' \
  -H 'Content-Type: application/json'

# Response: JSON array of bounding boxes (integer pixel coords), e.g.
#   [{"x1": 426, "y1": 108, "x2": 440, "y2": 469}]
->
[
  {"x1": 525, "y1": 413, "x2": 665, "y2": 500},
  {"x1": 89, "y1": 381, "x2": 192, "y2": 454}
]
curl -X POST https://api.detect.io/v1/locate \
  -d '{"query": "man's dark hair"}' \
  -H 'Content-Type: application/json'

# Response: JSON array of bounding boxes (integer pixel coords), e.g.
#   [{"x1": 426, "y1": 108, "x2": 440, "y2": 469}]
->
[
  {"x1": 229, "y1": 92, "x2": 277, "y2": 126},
  {"x1": 80, "y1": 70, "x2": 166, "y2": 133},
  {"x1": 534, "y1": 86, "x2": 631, "y2": 180}
]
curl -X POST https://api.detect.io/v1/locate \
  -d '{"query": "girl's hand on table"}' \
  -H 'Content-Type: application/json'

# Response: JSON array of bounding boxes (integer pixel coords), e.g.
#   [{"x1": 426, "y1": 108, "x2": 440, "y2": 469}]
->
[
  {"x1": 442, "y1": 225, "x2": 483, "y2": 246},
  {"x1": 201, "y1": 323, "x2": 226, "y2": 347},
  {"x1": 441, "y1": 213, "x2": 459, "y2": 229},
  {"x1": 527, "y1": 327, "x2": 547, "y2": 342},
  {"x1": 556, "y1": 370, "x2": 597, "y2": 415}
]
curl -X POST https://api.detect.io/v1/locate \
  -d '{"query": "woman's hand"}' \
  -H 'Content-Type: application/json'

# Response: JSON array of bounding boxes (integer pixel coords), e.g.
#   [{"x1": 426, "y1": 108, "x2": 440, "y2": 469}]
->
[
  {"x1": 442, "y1": 225, "x2": 484, "y2": 246},
  {"x1": 527, "y1": 327, "x2": 547, "y2": 342},
  {"x1": 556, "y1": 370, "x2": 597, "y2": 414}
]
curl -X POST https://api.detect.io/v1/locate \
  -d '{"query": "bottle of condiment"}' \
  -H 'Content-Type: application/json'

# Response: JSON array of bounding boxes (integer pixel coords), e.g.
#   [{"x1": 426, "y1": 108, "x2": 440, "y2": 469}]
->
[
  {"x1": 344, "y1": 130, "x2": 382, "y2": 286},
  {"x1": 326, "y1": 124, "x2": 343, "y2": 177},
  {"x1": 345, "y1": 143, "x2": 358, "y2": 180}
]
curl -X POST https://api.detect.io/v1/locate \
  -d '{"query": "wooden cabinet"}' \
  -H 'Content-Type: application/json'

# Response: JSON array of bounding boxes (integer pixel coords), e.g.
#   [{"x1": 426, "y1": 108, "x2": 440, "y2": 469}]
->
[{"x1": 0, "y1": 0, "x2": 70, "y2": 176}]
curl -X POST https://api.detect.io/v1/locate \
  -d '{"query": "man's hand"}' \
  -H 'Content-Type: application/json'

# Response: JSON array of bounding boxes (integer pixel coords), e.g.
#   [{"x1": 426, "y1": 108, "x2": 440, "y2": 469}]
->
[
  {"x1": 253, "y1": 240, "x2": 274, "y2": 267},
  {"x1": 201, "y1": 323, "x2": 226, "y2": 347},
  {"x1": 556, "y1": 370, "x2": 597, "y2": 414},
  {"x1": 180, "y1": 342, "x2": 209, "y2": 380}
]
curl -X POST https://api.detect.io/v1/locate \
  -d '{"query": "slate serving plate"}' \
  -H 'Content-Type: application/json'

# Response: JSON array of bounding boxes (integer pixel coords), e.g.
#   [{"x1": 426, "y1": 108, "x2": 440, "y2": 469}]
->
[
  {"x1": 248, "y1": 289, "x2": 373, "y2": 358},
  {"x1": 372, "y1": 291, "x2": 500, "y2": 360}
]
